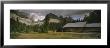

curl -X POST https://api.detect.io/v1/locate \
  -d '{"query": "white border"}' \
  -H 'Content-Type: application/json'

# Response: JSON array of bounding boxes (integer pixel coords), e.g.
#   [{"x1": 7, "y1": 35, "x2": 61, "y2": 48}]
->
[{"x1": 4, "y1": 4, "x2": 107, "y2": 45}]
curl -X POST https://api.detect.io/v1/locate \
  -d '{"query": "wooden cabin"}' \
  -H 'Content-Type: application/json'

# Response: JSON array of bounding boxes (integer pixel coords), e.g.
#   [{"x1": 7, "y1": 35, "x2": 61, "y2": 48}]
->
[{"x1": 63, "y1": 22, "x2": 101, "y2": 32}]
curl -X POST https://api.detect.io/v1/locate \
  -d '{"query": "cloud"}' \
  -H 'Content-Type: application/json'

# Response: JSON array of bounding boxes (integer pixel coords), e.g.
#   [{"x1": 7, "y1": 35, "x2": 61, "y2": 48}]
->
[
  {"x1": 19, "y1": 9, "x2": 92, "y2": 16},
  {"x1": 29, "y1": 12, "x2": 45, "y2": 21},
  {"x1": 18, "y1": 9, "x2": 93, "y2": 20}
]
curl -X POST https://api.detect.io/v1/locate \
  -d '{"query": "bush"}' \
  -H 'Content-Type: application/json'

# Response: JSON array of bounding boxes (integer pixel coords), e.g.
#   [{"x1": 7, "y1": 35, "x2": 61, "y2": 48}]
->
[{"x1": 10, "y1": 32, "x2": 20, "y2": 39}]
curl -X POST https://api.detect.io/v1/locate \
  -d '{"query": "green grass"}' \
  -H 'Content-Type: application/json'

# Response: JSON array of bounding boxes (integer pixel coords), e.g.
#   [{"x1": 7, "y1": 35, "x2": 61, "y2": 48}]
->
[
  {"x1": 10, "y1": 32, "x2": 20, "y2": 39},
  {"x1": 10, "y1": 32, "x2": 101, "y2": 39}
]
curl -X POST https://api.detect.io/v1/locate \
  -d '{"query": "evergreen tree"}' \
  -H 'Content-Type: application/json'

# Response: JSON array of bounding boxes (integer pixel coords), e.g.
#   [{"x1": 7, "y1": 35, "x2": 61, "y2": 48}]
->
[{"x1": 85, "y1": 10, "x2": 101, "y2": 23}]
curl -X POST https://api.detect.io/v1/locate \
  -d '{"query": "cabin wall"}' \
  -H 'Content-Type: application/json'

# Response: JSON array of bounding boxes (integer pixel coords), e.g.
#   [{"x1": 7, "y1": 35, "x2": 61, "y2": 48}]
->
[
  {"x1": 63, "y1": 27, "x2": 83, "y2": 32},
  {"x1": 63, "y1": 27, "x2": 101, "y2": 32},
  {"x1": 83, "y1": 27, "x2": 101, "y2": 32}
]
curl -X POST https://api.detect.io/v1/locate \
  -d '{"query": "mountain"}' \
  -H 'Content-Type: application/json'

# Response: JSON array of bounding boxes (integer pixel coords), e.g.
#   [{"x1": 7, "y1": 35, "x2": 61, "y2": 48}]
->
[
  {"x1": 10, "y1": 13, "x2": 44, "y2": 26},
  {"x1": 45, "y1": 13, "x2": 59, "y2": 20}
]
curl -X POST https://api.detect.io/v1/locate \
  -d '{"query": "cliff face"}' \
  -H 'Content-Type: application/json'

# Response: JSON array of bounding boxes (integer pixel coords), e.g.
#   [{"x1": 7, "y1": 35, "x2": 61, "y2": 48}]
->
[
  {"x1": 49, "y1": 18, "x2": 60, "y2": 23},
  {"x1": 10, "y1": 13, "x2": 44, "y2": 26}
]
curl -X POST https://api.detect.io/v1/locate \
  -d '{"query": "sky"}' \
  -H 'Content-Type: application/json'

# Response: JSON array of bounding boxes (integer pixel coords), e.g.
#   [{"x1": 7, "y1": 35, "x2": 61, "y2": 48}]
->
[{"x1": 18, "y1": 10, "x2": 93, "y2": 21}]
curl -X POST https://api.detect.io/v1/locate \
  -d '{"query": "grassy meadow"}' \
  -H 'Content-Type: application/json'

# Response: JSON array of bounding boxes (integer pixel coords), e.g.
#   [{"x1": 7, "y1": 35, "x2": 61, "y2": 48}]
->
[{"x1": 10, "y1": 32, "x2": 101, "y2": 39}]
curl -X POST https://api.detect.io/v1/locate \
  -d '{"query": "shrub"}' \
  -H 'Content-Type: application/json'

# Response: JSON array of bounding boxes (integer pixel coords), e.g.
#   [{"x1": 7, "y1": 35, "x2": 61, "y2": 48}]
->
[{"x1": 10, "y1": 32, "x2": 20, "y2": 39}]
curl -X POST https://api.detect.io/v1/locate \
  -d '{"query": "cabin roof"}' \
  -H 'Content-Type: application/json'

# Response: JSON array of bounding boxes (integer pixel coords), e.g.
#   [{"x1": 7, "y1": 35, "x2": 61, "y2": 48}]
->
[
  {"x1": 63, "y1": 22, "x2": 101, "y2": 28},
  {"x1": 86, "y1": 23, "x2": 101, "y2": 27},
  {"x1": 63, "y1": 22, "x2": 86, "y2": 27}
]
